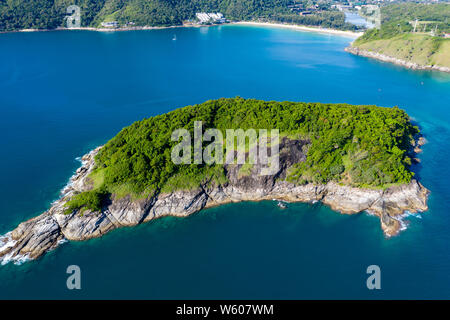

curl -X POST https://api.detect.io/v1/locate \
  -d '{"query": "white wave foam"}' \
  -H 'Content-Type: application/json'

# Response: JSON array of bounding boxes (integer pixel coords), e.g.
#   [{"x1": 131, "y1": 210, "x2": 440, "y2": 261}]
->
[
  {"x1": 1, "y1": 148, "x2": 101, "y2": 266},
  {"x1": 393, "y1": 210, "x2": 425, "y2": 233},
  {"x1": 398, "y1": 218, "x2": 408, "y2": 231},
  {"x1": 13, "y1": 254, "x2": 30, "y2": 266},
  {"x1": 365, "y1": 210, "x2": 376, "y2": 216},
  {"x1": 0, "y1": 232, "x2": 16, "y2": 254},
  {"x1": 56, "y1": 150, "x2": 95, "y2": 199}
]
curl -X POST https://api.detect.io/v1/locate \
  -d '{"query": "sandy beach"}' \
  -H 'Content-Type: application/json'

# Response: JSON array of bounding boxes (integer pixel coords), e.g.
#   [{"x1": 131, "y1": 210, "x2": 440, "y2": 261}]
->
[
  {"x1": 233, "y1": 21, "x2": 363, "y2": 38},
  {"x1": 2, "y1": 21, "x2": 363, "y2": 38}
]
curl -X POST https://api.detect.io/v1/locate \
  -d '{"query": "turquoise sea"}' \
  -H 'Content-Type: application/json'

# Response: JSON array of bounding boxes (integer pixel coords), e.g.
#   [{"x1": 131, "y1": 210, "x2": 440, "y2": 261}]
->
[{"x1": 0, "y1": 25, "x2": 449, "y2": 299}]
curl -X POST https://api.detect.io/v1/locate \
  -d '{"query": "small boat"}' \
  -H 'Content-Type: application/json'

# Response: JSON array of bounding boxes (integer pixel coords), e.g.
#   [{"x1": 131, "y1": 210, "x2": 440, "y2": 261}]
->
[
  {"x1": 277, "y1": 201, "x2": 287, "y2": 209},
  {"x1": 172, "y1": 35, "x2": 177, "y2": 41}
]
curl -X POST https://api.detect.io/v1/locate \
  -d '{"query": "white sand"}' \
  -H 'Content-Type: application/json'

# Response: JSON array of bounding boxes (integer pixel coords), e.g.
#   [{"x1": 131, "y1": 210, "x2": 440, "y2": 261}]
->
[{"x1": 233, "y1": 21, "x2": 363, "y2": 38}]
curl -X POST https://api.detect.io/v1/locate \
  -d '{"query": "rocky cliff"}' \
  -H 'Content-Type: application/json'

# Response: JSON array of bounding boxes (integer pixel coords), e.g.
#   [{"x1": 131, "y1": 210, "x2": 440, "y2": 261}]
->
[
  {"x1": 345, "y1": 46, "x2": 450, "y2": 73},
  {"x1": 0, "y1": 138, "x2": 429, "y2": 265}
]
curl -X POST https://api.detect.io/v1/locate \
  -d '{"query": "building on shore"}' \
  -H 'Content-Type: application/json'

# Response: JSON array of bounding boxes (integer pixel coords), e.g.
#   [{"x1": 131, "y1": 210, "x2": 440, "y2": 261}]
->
[{"x1": 195, "y1": 13, "x2": 227, "y2": 24}]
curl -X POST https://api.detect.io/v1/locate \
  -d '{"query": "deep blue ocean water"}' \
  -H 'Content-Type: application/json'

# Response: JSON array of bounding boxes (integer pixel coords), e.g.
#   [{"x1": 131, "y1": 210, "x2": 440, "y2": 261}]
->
[{"x1": 0, "y1": 25, "x2": 449, "y2": 299}]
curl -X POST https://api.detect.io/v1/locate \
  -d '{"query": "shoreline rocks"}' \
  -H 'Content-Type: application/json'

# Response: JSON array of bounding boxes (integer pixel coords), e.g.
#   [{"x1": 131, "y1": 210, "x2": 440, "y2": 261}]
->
[
  {"x1": 345, "y1": 46, "x2": 450, "y2": 74},
  {"x1": 0, "y1": 141, "x2": 430, "y2": 265}
]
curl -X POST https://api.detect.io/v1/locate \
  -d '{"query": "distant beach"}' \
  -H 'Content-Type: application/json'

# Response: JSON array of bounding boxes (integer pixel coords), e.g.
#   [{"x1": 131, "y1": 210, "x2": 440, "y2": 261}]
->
[{"x1": 2, "y1": 21, "x2": 363, "y2": 38}]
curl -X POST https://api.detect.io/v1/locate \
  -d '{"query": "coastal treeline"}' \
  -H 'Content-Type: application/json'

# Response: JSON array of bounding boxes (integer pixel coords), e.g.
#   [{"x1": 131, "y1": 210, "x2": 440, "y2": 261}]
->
[
  {"x1": 271, "y1": 11, "x2": 358, "y2": 31},
  {"x1": 358, "y1": 2, "x2": 450, "y2": 43},
  {"x1": 0, "y1": 0, "x2": 106, "y2": 30},
  {"x1": 65, "y1": 97, "x2": 418, "y2": 214},
  {"x1": 0, "y1": 0, "x2": 357, "y2": 31}
]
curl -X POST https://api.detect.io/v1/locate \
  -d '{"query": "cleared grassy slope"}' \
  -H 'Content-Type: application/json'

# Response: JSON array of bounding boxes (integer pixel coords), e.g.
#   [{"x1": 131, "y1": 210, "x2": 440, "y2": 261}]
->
[
  {"x1": 353, "y1": 33, "x2": 450, "y2": 68},
  {"x1": 431, "y1": 39, "x2": 450, "y2": 67}
]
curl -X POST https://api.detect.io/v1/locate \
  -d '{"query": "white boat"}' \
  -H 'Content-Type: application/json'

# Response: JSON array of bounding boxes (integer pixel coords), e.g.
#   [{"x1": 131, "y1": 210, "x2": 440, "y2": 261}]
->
[{"x1": 277, "y1": 201, "x2": 287, "y2": 209}]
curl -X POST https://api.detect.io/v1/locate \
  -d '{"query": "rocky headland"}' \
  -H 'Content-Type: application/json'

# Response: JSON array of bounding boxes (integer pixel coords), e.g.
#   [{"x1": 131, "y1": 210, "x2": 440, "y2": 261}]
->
[
  {"x1": 0, "y1": 136, "x2": 429, "y2": 265},
  {"x1": 345, "y1": 46, "x2": 450, "y2": 73}
]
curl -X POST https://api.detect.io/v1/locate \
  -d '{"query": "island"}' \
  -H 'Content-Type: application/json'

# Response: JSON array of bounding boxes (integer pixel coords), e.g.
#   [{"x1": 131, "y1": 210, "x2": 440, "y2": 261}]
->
[
  {"x1": 346, "y1": 3, "x2": 450, "y2": 73},
  {"x1": 0, "y1": 98, "x2": 429, "y2": 264}
]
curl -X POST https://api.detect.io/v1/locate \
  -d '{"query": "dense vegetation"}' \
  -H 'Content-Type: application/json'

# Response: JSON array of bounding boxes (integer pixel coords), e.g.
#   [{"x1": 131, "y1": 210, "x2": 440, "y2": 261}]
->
[
  {"x1": 65, "y1": 98, "x2": 418, "y2": 213},
  {"x1": 0, "y1": 0, "x2": 358, "y2": 31},
  {"x1": 270, "y1": 11, "x2": 358, "y2": 31}
]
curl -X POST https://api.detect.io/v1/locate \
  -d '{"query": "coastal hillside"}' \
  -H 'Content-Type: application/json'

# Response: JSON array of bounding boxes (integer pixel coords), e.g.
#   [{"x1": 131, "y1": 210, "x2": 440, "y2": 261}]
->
[
  {"x1": 0, "y1": 98, "x2": 429, "y2": 263},
  {"x1": 352, "y1": 33, "x2": 450, "y2": 68},
  {"x1": 349, "y1": 3, "x2": 450, "y2": 70},
  {"x1": 0, "y1": 0, "x2": 359, "y2": 31}
]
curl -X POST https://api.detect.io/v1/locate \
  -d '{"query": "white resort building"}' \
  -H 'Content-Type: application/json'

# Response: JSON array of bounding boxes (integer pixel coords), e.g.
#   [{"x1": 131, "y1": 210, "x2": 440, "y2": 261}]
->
[
  {"x1": 195, "y1": 12, "x2": 227, "y2": 24},
  {"x1": 101, "y1": 21, "x2": 119, "y2": 28}
]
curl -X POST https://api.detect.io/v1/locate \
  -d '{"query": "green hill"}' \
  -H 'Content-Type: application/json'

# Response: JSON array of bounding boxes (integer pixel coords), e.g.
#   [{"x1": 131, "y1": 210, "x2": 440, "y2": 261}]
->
[
  {"x1": 353, "y1": 3, "x2": 450, "y2": 68},
  {"x1": 353, "y1": 33, "x2": 450, "y2": 68},
  {"x1": 64, "y1": 97, "x2": 419, "y2": 214}
]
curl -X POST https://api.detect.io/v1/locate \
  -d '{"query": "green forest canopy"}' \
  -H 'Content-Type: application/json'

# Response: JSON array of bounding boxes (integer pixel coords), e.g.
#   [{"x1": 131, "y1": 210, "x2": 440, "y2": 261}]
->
[
  {"x1": 65, "y1": 97, "x2": 419, "y2": 214},
  {"x1": 0, "y1": 0, "x2": 358, "y2": 31}
]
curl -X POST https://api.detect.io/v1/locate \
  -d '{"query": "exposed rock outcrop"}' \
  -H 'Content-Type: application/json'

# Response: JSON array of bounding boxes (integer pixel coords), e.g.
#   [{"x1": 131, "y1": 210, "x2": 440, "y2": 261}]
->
[
  {"x1": 345, "y1": 46, "x2": 450, "y2": 73},
  {"x1": 0, "y1": 139, "x2": 430, "y2": 265}
]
